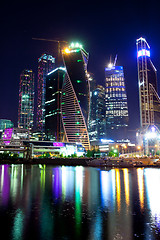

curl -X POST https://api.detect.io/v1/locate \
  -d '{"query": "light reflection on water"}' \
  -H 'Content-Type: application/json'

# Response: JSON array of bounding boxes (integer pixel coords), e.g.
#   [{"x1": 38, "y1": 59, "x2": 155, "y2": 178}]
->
[{"x1": 0, "y1": 165, "x2": 160, "y2": 239}]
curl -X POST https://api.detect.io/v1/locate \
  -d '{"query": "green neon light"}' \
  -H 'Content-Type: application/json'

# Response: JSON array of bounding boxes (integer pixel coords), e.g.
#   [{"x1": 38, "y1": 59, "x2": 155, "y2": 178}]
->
[
  {"x1": 70, "y1": 42, "x2": 83, "y2": 49},
  {"x1": 77, "y1": 80, "x2": 81, "y2": 83}
]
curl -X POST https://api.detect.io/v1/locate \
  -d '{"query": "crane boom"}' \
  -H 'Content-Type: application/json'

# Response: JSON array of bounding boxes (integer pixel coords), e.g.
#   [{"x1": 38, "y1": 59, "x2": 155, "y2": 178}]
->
[{"x1": 32, "y1": 37, "x2": 68, "y2": 43}]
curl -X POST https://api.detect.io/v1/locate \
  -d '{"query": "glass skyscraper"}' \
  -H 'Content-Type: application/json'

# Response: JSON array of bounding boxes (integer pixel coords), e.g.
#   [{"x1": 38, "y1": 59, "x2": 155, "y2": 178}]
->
[
  {"x1": 45, "y1": 67, "x2": 66, "y2": 141},
  {"x1": 105, "y1": 65, "x2": 129, "y2": 140},
  {"x1": 61, "y1": 43, "x2": 90, "y2": 150},
  {"x1": 88, "y1": 85, "x2": 106, "y2": 142},
  {"x1": 37, "y1": 54, "x2": 55, "y2": 132},
  {"x1": 0, "y1": 119, "x2": 14, "y2": 131},
  {"x1": 136, "y1": 37, "x2": 160, "y2": 128},
  {"x1": 18, "y1": 69, "x2": 34, "y2": 130}
]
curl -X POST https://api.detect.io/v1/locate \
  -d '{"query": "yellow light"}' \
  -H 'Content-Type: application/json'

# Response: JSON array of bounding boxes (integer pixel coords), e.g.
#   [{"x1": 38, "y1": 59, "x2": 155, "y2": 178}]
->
[
  {"x1": 137, "y1": 168, "x2": 144, "y2": 211},
  {"x1": 64, "y1": 48, "x2": 70, "y2": 53},
  {"x1": 123, "y1": 169, "x2": 130, "y2": 207},
  {"x1": 116, "y1": 169, "x2": 121, "y2": 212}
]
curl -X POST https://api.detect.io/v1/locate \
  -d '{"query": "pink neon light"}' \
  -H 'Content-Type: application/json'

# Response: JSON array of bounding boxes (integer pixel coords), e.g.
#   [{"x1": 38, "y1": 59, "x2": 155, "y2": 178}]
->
[
  {"x1": 3, "y1": 128, "x2": 13, "y2": 145},
  {"x1": 53, "y1": 142, "x2": 65, "y2": 147}
]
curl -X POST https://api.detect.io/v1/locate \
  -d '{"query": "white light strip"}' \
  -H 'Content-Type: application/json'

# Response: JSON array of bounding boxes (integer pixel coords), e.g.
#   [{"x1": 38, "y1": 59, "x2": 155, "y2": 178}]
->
[{"x1": 47, "y1": 67, "x2": 66, "y2": 76}]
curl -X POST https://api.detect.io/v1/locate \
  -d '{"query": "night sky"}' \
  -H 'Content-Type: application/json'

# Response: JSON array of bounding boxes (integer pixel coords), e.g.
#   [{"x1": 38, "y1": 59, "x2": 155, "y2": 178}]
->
[{"x1": 1, "y1": 0, "x2": 160, "y2": 134}]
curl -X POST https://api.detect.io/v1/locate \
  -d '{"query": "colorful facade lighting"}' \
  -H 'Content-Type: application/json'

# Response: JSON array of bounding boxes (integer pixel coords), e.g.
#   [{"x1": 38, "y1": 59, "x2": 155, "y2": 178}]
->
[
  {"x1": 53, "y1": 142, "x2": 65, "y2": 147},
  {"x1": 3, "y1": 128, "x2": 13, "y2": 145},
  {"x1": 137, "y1": 49, "x2": 150, "y2": 58}
]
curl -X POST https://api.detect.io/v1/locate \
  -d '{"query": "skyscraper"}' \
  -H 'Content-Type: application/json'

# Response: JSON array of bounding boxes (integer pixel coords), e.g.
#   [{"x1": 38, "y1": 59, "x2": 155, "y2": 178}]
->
[
  {"x1": 88, "y1": 85, "x2": 106, "y2": 142},
  {"x1": 18, "y1": 69, "x2": 34, "y2": 130},
  {"x1": 61, "y1": 43, "x2": 90, "y2": 150},
  {"x1": 136, "y1": 37, "x2": 160, "y2": 128},
  {"x1": 105, "y1": 64, "x2": 129, "y2": 140},
  {"x1": 45, "y1": 67, "x2": 66, "y2": 141},
  {"x1": 37, "y1": 54, "x2": 55, "y2": 132}
]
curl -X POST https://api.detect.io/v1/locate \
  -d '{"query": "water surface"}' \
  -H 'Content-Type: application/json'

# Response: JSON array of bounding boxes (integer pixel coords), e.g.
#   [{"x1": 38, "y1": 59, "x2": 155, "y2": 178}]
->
[{"x1": 0, "y1": 165, "x2": 160, "y2": 239}]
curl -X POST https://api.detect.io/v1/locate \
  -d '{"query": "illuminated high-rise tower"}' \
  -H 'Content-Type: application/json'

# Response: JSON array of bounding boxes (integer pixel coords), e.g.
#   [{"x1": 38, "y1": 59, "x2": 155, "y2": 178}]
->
[
  {"x1": 37, "y1": 54, "x2": 55, "y2": 132},
  {"x1": 45, "y1": 67, "x2": 66, "y2": 141},
  {"x1": 61, "y1": 43, "x2": 90, "y2": 150},
  {"x1": 105, "y1": 63, "x2": 129, "y2": 140},
  {"x1": 88, "y1": 85, "x2": 106, "y2": 142},
  {"x1": 136, "y1": 37, "x2": 160, "y2": 128},
  {"x1": 18, "y1": 69, "x2": 34, "y2": 130}
]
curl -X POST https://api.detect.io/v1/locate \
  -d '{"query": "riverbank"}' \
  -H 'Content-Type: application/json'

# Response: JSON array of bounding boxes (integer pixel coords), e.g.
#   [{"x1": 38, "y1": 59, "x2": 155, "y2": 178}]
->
[
  {"x1": 0, "y1": 158, "x2": 89, "y2": 166},
  {"x1": 1, "y1": 157, "x2": 160, "y2": 168}
]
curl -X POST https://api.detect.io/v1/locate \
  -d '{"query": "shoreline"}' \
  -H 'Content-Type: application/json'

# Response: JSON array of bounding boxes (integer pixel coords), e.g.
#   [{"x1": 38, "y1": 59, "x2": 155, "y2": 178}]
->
[{"x1": 1, "y1": 158, "x2": 160, "y2": 168}]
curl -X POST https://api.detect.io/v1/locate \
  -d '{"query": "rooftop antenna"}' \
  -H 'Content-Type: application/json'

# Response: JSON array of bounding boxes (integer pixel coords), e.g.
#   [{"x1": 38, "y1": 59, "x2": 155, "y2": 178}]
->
[
  {"x1": 109, "y1": 55, "x2": 112, "y2": 64},
  {"x1": 113, "y1": 54, "x2": 117, "y2": 66}
]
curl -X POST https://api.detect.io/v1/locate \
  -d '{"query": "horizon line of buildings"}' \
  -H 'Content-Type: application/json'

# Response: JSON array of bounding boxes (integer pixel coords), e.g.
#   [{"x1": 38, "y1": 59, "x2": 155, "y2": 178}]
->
[
  {"x1": 15, "y1": 42, "x2": 129, "y2": 149},
  {"x1": 1, "y1": 37, "x2": 160, "y2": 155}
]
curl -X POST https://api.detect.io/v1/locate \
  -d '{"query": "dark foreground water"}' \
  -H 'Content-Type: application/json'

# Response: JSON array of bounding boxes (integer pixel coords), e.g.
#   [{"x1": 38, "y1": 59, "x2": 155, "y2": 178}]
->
[{"x1": 0, "y1": 165, "x2": 160, "y2": 240}]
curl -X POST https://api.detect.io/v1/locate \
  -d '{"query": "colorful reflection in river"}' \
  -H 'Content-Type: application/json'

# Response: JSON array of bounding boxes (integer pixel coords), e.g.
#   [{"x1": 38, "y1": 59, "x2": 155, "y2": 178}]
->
[{"x1": 0, "y1": 165, "x2": 160, "y2": 239}]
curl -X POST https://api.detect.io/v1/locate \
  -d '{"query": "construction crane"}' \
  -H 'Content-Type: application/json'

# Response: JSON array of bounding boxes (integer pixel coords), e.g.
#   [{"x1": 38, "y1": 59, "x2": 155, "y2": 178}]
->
[
  {"x1": 32, "y1": 37, "x2": 68, "y2": 64},
  {"x1": 32, "y1": 37, "x2": 68, "y2": 142}
]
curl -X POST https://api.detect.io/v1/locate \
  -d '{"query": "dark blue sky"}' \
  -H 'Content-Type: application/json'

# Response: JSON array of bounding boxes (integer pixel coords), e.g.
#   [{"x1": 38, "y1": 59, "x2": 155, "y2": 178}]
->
[{"x1": 1, "y1": 0, "x2": 160, "y2": 132}]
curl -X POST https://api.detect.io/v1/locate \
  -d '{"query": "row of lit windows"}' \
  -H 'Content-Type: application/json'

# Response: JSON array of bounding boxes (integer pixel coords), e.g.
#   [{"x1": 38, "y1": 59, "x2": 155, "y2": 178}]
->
[
  {"x1": 106, "y1": 101, "x2": 127, "y2": 105},
  {"x1": 106, "y1": 87, "x2": 126, "y2": 92},
  {"x1": 106, "y1": 82, "x2": 125, "y2": 87},
  {"x1": 105, "y1": 76, "x2": 124, "y2": 81},
  {"x1": 106, "y1": 110, "x2": 129, "y2": 116},
  {"x1": 106, "y1": 94, "x2": 127, "y2": 98}
]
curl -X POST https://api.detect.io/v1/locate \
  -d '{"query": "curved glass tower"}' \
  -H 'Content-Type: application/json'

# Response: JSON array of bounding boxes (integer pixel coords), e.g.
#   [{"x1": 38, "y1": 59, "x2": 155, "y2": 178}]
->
[
  {"x1": 136, "y1": 37, "x2": 160, "y2": 128},
  {"x1": 61, "y1": 43, "x2": 90, "y2": 150}
]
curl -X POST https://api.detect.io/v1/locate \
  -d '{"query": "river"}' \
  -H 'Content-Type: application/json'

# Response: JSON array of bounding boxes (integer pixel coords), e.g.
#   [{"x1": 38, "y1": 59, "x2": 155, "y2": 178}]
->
[{"x1": 0, "y1": 164, "x2": 160, "y2": 239}]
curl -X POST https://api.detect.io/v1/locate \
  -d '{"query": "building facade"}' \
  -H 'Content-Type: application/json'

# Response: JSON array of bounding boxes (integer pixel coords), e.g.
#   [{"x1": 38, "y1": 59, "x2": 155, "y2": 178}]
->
[
  {"x1": 0, "y1": 119, "x2": 14, "y2": 131},
  {"x1": 105, "y1": 65, "x2": 129, "y2": 140},
  {"x1": 61, "y1": 43, "x2": 90, "y2": 150},
  {"x1": 88, "y1": 85, "x2": 106, "y2": 142},
  {"x1": 45, "y1": 67, "x2": 66, "y2": 141},
  {"x1": 18, "y1": 69, "x2": 34, "y2": 130},
  {"x1": 136, "y1": 37, "x2": 160, "y2": 128},
  {"x1": 37, "y1": 54, "x2": 55, "y2": 132}
]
